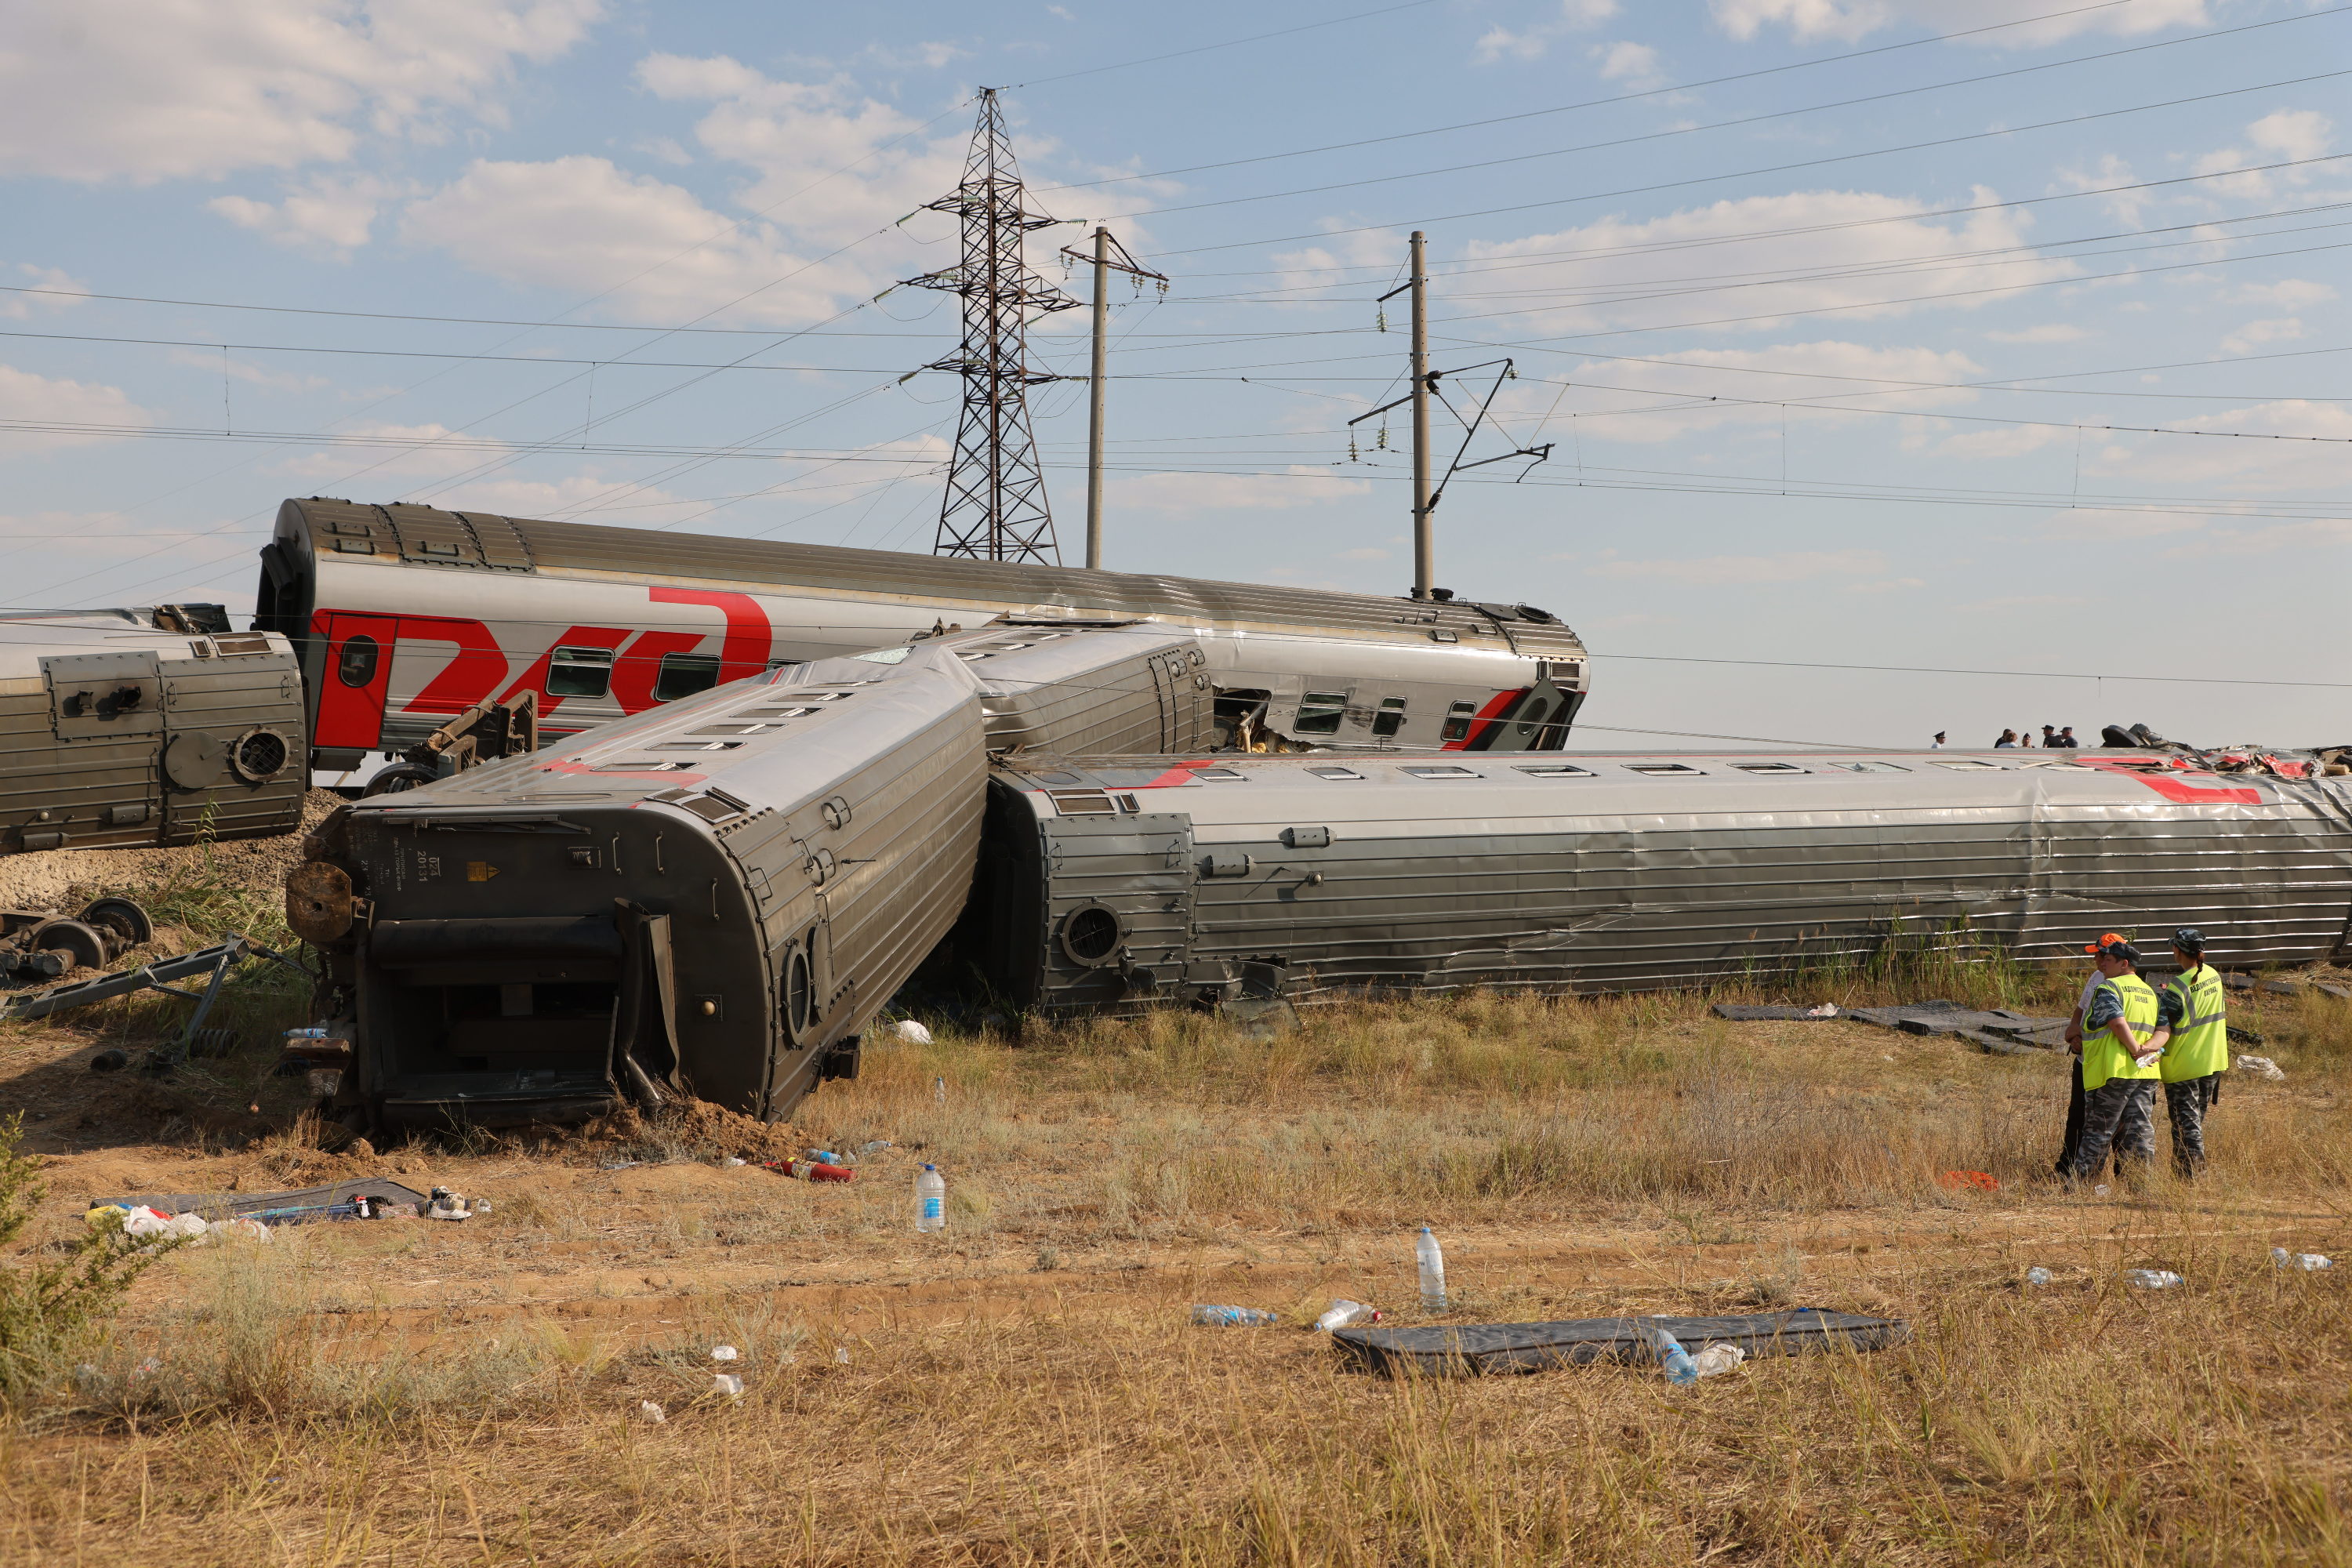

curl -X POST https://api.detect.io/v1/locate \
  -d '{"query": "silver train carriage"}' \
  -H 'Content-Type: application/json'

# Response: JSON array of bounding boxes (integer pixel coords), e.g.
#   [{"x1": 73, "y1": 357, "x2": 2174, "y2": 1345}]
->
[
  {"x1": 255, "y1": 496, "x2": 1585, "y2": 769},
  {"x1": 296, "y1": 625, "x2": 1211, "y2": 1129},
  {"x1": 975, "y1": 749, "x2": 2352, "y2": 1013},
  {"x1": 0, "y1": 608, "x2": 306, "y2": 855}
]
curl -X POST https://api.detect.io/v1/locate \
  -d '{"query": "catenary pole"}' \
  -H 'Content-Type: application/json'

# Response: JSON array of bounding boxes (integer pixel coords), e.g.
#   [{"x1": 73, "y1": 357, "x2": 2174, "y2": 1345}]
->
[
  {"x1": 1410, "y1": 230, "x2": 1432, "y2": 599},
  {"x1": 1086, "y1": 227, "x2": 1109, "y2": 568}
]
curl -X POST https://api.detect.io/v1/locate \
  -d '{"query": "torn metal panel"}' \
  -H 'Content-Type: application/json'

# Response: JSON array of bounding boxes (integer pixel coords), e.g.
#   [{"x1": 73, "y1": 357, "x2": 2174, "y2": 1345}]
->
[{"x1": 983, "y1": 751, "x2": 2352, "y2": 1012}]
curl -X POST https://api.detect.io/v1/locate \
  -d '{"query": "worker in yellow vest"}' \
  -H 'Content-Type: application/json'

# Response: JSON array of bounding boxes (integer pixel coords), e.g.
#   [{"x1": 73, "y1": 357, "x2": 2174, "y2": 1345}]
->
[
  {"x1": 2057, "y1": 937, "x2": 2162, "y2": 1183},
  {"x1": 2147, "y1": 927, "x2": 2228, "y2": 1176}
]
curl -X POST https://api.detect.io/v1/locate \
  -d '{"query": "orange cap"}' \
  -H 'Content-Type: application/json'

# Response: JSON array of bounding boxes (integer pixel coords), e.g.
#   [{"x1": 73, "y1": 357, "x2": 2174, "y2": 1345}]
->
[{"x1": 2082, "y1": 931, "x2": 2128, "y2": 954}]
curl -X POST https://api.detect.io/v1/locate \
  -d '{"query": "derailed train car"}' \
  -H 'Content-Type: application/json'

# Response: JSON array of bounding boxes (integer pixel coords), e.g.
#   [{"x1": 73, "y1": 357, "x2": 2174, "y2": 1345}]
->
[
  {"x1": 0, "y1": 608, "x2": 307, "y2": 855},
  {"x1": 293, "y1": 624, "x2": 1210, "y2": 1129},
  {"x1": 256, "y1": 496, "x2": 1585, "y2": 766},
  {"x1": 974, "y1": 750, "x2": 2352, "y2": 1013}
]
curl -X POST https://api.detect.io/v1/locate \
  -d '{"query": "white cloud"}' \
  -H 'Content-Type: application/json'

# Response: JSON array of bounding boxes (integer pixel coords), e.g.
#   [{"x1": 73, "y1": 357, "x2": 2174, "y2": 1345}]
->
[
  {"x1": 0, "y1": 0, "x2": 601, "y2": 183},
  {"x1": 0, "y1": 264, "x2": 89, "y2": 320},
  {"x1": 211, "y1": 173, "x2": 408, "y2": 256},
  {"x1": 2091, "y1": 399, "x2": 2352, "y2": 494},
  {"x1": 2219, "y1": 317, "x2": 2305, "y2": 356},
  {"x1": 1552, "y1": 340, "x2": 1982, "y2": 444},
  {"x1": 1108, "y1": 467, "x2": 1372, "y2": 516},
  {"x1": 1983, "y1": 323, "x2": 2087, "y2": 343},
  {"x1": 2188, "y1": 110, "x2": 2336, "y2": 201},
  {"x1": 2162, "y1": 518, "x2": 2352, "y2": 557},
  {"x1": 1936, "y1": 423, "x2": 2067, "y2": 460},
  {"x1": 0, "y1": 363, "x2": 152, "y2": 451},
  {"x1": 401, "y1": 155, "x2": 851, "y2": 325},
  {"x1": 1588, "y1": 548, "x2": 1889, "y2": 586},
  {"x1": 1338, "y1": 546, "x2": 1390, "y2": 561},
  {"x1": 1455, "y1": 187, "x2": 2073, "y2": 339},
  {"x1": 278, "y1": 421, "x2": 507, "y2": 479},
  {"x1": 2231, "y1": 278, "x2": 2336, "y2": 309},
  {"x1": 166, "y1": 349, "x2": 331, "y2": 394},
  {"x1": 1474, "y1": 0, "x2": 1620, "y2": 63},
  {"x1": 1592, "y1": 41, "x2": 1664, "y2": 89},
  {"x1": 1710, "y1": 0, "x2": 2206, "y2": 46},
  {"x1": 2045, "y1": 506, "x2": 2208, "y2": 541}
]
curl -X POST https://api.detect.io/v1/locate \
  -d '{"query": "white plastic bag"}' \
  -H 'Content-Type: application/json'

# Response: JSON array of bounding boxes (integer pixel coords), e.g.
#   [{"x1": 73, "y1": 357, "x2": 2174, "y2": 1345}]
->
[
  {"x1": 1690, "y1": 1344, "x2": 1747, "y2": 1379},
  {"x1": 893, "y1": 1019, "x2": 933, "y2": 1045}
]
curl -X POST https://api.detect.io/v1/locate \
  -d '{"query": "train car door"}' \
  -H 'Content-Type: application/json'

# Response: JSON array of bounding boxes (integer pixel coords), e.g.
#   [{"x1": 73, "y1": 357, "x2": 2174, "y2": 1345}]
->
[{"x1": 311, "y1": 612, "x2": 397, "y2": 752}]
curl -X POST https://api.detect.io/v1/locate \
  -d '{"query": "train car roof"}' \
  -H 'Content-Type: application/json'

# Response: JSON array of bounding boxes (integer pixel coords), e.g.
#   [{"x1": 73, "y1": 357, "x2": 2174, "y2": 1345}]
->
[
  {"x1": 276, "y1": 497, "x2": 1584, "y2": 657},
  {"x1": 0, "y1": 612, "x2": 283, "y2": 681},
  {"x1": 994, "y1": 749, "x2": 2350, "y2": 822}
]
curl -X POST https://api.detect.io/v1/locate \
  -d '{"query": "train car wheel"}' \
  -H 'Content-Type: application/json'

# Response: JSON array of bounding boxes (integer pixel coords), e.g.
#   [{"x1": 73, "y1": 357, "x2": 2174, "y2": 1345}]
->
[{"x1": 362, "y1": 762, "x2": 441, "y2": 797}]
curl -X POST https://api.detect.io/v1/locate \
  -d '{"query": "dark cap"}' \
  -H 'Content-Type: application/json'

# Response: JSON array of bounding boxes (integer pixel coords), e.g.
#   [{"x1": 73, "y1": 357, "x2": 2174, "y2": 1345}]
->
[
  {"x1": 2099, "y1": 940, "x2": 2141, "y2": 964},
  {"x1": 2172, "y1": 927, "x2": 2205, "y2": 954}
]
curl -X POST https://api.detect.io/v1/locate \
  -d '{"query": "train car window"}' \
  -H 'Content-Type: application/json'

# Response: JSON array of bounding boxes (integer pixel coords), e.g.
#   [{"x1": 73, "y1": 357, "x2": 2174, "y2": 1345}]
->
[
  {"x1": 1370, "y1": 696, "x2": 1407, "y2": 738},
  {"x1": 1730, "y1": 762, "x2": 1806, "y2": 775},
  {"x1": 1514, "y1": 763, "x2": 1595, "y2": 777},
  {"x1": 591, "y1": 759, "x2": 698, "y2": 771},
  {"x1": 1294, "y1": 691, "x2": 1348, "y2": 735},
  {"x1": 546, "y1": 645, "x2": 615, "y2": 699},
  {"x1": 1048, "y1": 790, "x2": 1117, "y2": 815},
  {"x1": 1191, "y1": 767, "x2": 1247, "y2": 780},
  {"x1": 336, "y1": 634, "x2": 380, "y2": 688},
  {"x1": 1440, "y1": 700, "x2": 1478, "y2": 742},
  {"x1": 1402, "y1": 765, "x2": 1478, "y2": 779},
  {"x1": 653, "y1": 652, "x2": 722, "y2": 702},
  {"x1": 1828, "y1": 761, "x2": 1911, "y2": 773},
  {"x1": 1625, "y1": 763, "x2": 1703, "y2": 775},
  {"x1": 1931, "y1": 758, "x2": 2002, "y2": 770},
  {"x1": 648, "y1": 739, "x2": 743, "y2": 753},
  {"x1": 1307, "y1": 765, "x2": 1366, "y2": 780}
]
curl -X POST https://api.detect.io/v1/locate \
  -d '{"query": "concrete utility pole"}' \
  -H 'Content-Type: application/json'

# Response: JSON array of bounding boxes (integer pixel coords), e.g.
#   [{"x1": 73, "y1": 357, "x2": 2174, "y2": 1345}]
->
[
  {"x1": 1409, "y1": 230, "x2": 1433, "y2": 600},
  {"x1": 1060, "y1": 227, "x2": 1167, "y2": 571}
]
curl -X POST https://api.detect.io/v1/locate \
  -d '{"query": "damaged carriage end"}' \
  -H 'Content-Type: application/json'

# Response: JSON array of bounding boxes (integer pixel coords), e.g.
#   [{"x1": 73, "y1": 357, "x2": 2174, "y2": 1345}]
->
[{"x1": 291, "y1": 647, "x2": 994, "y2": 1134}]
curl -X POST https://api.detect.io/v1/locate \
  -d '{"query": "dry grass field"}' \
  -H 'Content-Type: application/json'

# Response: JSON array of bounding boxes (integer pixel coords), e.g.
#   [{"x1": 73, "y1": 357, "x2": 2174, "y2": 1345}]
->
[{"x1": 0, "y1": 848, "x2": 2348, "y2": 1565}]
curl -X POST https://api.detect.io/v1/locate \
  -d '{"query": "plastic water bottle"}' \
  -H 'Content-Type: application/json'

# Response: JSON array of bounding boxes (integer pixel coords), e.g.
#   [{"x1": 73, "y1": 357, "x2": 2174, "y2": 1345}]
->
[
  {"x1": 1415, "y1": 1227, "x2": 1447, "y2": 1312},
  {"x1": 915, "y1": 1164, "x2": 945, "y2": 1232},
  {"x1": 1313, "y1": 1299, "x2": 1381, "y2": 1331},
  {"x1": 1635, "y1": 1319, "x2": 1697, "y2": 1386},
  {"x1": 1190, "y1": 1305, "x2": 1278, "y2": 1327},
  {"x1": 2272, "y1": 1247, "x2": 2334, "y2": 1271},
  {"x1": 2122, "y1": 1269, "x2": 2184, "y2": 1289},
  {"x1": 2024, "y1": 1266, "x2": 2053, "y2": 1287},
  {"x1": 934, "y1": 1075, "x2": 947, "y2": 1105}
]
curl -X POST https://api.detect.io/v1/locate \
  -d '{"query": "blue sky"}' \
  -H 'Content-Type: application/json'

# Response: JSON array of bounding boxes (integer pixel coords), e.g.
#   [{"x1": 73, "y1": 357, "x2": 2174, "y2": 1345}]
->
[{"x1": 1, "y1": 0, "x2": 2345, "y2": 749}]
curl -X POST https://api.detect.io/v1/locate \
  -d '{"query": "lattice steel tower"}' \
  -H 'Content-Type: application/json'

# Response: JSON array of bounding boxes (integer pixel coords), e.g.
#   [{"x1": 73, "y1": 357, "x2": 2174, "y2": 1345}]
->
[{"x1": 906, "y1": 89, "x2": 1080, "y2": 564}]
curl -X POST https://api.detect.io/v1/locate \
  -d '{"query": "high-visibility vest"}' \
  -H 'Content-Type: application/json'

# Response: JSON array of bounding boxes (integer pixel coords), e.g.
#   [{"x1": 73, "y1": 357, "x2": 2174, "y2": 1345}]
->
[
  {"x1": 2161, "y1": 964, "x2": 2230, "y2": 1082},
  {"x1": 2081, "y1": 973, "x2": 2161, "y2": 1091}
]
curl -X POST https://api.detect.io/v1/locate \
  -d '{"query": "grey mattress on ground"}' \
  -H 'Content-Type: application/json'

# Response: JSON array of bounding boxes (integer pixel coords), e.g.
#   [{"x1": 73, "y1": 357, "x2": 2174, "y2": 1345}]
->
[
  {"x1": 96, "y1": 1178, "x2": 432, "y2": 1221},
  {"x1": 1331, "y1": 1307, "x2": 1910, "y2": 1377}
]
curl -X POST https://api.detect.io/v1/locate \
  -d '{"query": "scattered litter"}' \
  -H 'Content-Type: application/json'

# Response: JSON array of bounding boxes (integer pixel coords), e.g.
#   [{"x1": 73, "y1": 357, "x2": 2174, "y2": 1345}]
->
[
  {"x1": 2025, "y1": 1267, "x2": 2054, "y2": 1287},
  {"x1": 637, "y1": 1400, "x2": 666, "y2": 1425},
  {"x1": 1938, "y1": 1170, "x2": 1998, "y2": 1192},
  {"x1": 860, "y1": 1140, "x2": 893, "y2": 1156},
  {"x1": 712, "y1": 1374, "x2": 743, "y2": 1399},
  {"x1": 710, "y1": 1345, "x2": 739, "y2": 1362},
  {"x1": 2316, "y1": 982, "x2": 2350, "y2": 1002},
  {"x1": 1689, "y1": 1343, "x2": 1747, "y2": 1379},
  {"x1": 915, "y1": 1163, "x2": 945, "y2": 1232},
  {"x1": 1313, "y1": 1300, "x2": 1381, "y2": 1332},
  {"x1": 768, "y1": 1157, "x2": 853, "y2": 1182},
  {"x1": 2272, "y1": 1248, "x2": 2334, "y2": 1272},
  {"x1": 470, "y1": 1200, "x2": 492, "y2": 1217},
  {"x1": 91, "y1": 1178, "x2": 429, "y2": 1227},
  {"x1": 600, "y1": 1160, "x2": 641, "y2": 1171},
  {"x1": 426, "y1": 1187, "x2": 473, "y2": 1221},
  {"x1": 1635, "y1": 1319, "x2": 1697, "y2": 1385},
  {"x1": 2094, "y1": 1185, "x2": 2112, "y2": 1197},
  {"x1": 1417, "y1": 1226, "x2": 1448, "y2": 1312},
  {"x1": 203, "y1": 1218, "x2": 271, "y2": 1245},
  {"x1": 1806, "y1": 1003, "x2": 1838, "y2": 1018},
  {"x1": 1192, "y1": 1305, "x2": 1279, "y2": 1327},
  {"x1": 1711, "y1": 1004, "x2": 1842, "y2": 1022},
  {"x1": 833, "y1": 1347, "x2": 851, "y2": 1365},
  {"x1": 2123, "y1": 1269, "x2": 2186, "y2": 1290},
  {"x1": 934, "y1": 1075, "x2": 948, "y2": 1105},
  {"x1": 1330, "y1": 1308, "x2": 1910, "y2": 1377},
  {"x1": 2235, "y1": 1054, "x2": 2286, "y2": 1081},
  {"x1": 720, "y1": 1156, "x2": 747, "y2": 1168},
  {"x1": 894, "y1": 1019, "x2": 933, "y2": 1045}
]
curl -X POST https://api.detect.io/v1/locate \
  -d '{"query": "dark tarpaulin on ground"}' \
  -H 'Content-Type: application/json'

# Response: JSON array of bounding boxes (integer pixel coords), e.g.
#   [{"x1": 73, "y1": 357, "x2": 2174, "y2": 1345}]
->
[
  {"x1": 1331, "y1": 1307, "x2": 1910, "y2": 1377},
  {"x1": 95, "y1": 1178, "x2": 431, "y2": 1223}
]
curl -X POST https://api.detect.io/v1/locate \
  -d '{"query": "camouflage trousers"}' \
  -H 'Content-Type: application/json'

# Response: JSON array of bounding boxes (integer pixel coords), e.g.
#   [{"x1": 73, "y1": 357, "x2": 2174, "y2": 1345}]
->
[
  {"x1": 2163, "y1": 1073, "x2": 2222, "y2": 1176},
  {"x1": 2057, "y1": 1074, "x2": 2156, "y2": 1181}
]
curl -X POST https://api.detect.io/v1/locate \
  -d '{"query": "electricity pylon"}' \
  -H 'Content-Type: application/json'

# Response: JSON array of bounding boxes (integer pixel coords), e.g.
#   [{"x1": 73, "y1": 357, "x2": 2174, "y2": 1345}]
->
[{"x1": 906, "y1": 89, "x2": 1079, "y2": 564}]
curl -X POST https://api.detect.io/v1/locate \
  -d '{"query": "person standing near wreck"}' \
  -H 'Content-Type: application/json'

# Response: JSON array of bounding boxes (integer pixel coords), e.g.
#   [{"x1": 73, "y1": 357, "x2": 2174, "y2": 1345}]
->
[
  {"x1": 2150, "y1": 927, "x2": 2229, "y2": 1176},
  {"x1": 2058, "y1": 938, "x2": 2162, "y2": 1182}
]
